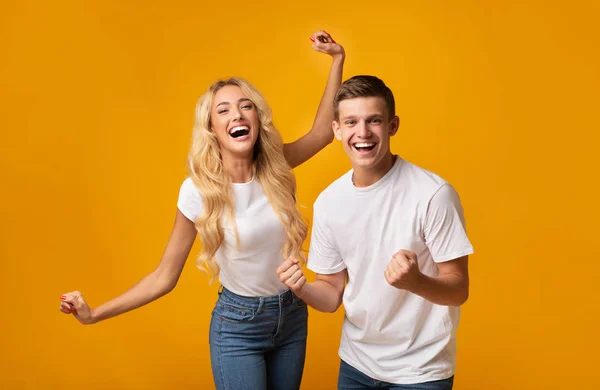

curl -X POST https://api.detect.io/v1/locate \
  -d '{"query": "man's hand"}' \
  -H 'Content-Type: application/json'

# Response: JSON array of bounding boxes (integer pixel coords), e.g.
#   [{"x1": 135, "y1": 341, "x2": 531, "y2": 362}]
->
[
  {"x1": 277, "y1": 257, "x2": 307, "y2": 295},
  {"x1": 384, "y1": 250, "x2": 423, "y2": 292}
]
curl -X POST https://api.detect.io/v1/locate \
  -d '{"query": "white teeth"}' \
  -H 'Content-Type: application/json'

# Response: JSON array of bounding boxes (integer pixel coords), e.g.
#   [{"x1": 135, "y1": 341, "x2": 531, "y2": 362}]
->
[
  {"x1": 229, "y1": 126, "x2": 249, "y2": 134},
  {"x1": 354, "y1": 142, "x2": 375, "y2": 148}
]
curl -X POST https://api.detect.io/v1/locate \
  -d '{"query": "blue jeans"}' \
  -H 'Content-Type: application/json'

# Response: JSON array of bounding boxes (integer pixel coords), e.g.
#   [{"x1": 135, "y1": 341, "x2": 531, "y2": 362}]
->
[
  {"x1": 209, "y1": 286, "x2": 308, "y2": 390},
  {"x1": 338, "y1": 360, "x2": 454, "y2": 390}
]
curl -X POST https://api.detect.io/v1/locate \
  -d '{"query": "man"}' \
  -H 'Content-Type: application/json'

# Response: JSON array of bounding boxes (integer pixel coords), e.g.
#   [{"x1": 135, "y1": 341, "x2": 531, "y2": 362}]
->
[{"x1": 277, "y1": 75, "x2": 474, "y2": 389}]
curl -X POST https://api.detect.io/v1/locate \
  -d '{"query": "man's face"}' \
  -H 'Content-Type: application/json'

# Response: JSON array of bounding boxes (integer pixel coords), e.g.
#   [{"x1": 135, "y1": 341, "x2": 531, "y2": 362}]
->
[{"x1": 333, "y1": 96, "x2": 399, "y2": 170}]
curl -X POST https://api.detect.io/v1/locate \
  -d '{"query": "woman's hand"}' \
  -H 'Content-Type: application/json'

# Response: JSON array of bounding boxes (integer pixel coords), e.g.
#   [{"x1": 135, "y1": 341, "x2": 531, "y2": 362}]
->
[
  {"x1": 310, "y1": 30, "x2": 345, "y2": 60},
  {"x1": 60, "y1": 291, "x2": 96, "y2": 325}
]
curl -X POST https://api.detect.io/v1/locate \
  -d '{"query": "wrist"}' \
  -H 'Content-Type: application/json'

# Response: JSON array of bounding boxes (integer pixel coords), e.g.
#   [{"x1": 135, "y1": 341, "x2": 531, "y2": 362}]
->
[
  {"x1": 295, "y1": 283, "x2": 309, "y2": 300},
  {"x1": 89, "y1": 307, "x2": 100, "y2": 324},
  {"x1": 408, "y1": 272, "x2": 428, "y2": 295},
  {"x1": 332, "y1": 53, "x2": 345, "y2": 65}
]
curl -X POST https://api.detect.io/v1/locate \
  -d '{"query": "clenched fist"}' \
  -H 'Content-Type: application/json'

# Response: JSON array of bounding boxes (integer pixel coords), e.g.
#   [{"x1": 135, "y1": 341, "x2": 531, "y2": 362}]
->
[
  {"x1": 384, "y1": 250, "x2": 423, "y2": 292},
  {"x1": 59, "y1": 291, "x2": 96, "y2": 325},
  {"x1": 276, "y1": 257, "x2": 307, "y2": 295},
  {"x1": 310, "y1": 30, "x2": 345, "y2": 60}
]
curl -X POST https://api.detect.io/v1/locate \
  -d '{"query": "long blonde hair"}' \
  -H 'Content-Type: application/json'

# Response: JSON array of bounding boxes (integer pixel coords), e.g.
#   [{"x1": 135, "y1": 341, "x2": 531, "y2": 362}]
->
[{"x1": 187, "y1": 77, "x2": 307, "y2": 281}]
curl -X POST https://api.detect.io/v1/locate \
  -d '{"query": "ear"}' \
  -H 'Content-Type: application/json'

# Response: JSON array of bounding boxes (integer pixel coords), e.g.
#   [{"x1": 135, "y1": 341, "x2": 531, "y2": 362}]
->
[
  {"x1": 332, "y1": 120, "x2": 342, "y2": 141},
  {"x1": 389, "y1": 115, "x2": 400, "y2": 136}
]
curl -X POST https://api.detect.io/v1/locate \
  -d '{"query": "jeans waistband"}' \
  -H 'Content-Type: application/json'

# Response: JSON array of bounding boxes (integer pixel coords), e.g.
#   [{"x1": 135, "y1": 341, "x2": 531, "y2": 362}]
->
[{"x1": 218, "y1": 286, "x2": 296, "y2": 309}]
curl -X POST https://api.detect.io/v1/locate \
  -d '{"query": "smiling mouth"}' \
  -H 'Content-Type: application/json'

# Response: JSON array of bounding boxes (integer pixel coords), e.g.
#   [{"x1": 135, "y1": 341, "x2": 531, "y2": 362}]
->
[
  {"x1": 353, "y1": 142, "x2": 377, "y2": 152},
  {"x1": 229, "y1": 126, "x2": 250, "y2": 138}
]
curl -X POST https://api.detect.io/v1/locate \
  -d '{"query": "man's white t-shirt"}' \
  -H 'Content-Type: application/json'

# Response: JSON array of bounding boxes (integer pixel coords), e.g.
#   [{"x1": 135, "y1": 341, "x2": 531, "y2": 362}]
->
[
  {"x1": 177, "y1": 177, "x2": 289, "y2": 297},
  {"x1": 307, "y1": 156, "x2": 474, "y2": 384}
]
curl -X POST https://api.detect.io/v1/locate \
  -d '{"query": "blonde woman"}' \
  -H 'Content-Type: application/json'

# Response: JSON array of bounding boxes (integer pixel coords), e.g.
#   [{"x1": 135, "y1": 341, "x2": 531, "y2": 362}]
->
[{"x1": 59, "y1": 30, "x2": 344, "y2": 389}]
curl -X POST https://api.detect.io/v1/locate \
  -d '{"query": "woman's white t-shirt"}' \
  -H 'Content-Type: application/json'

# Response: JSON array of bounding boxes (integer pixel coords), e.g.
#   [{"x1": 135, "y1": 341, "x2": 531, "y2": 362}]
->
[{"x1": 177, "y1": 177, "x2": 289, "y2": 297}]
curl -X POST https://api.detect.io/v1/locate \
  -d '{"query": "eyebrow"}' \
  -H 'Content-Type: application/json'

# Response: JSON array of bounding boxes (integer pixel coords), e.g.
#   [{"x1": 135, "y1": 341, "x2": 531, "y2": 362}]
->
[
  {"x1": 216, "y1": 98, "x2": 252, "y2": 108},
  {"x1": 341, "y1": 113, "x2": 384, "y2": 121}
]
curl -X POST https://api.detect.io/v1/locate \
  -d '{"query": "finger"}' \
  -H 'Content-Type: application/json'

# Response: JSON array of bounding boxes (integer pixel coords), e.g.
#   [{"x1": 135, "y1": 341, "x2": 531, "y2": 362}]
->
[
  {"x1": 393, "y1": 253, "x2": 410, "y2": 269},
  {"x1": 61, "y1": 290, "x2": 81, "y2": 301},
  {"x1": 288, "y1": 269, "x2": 304, "y2": 286},
  {"x1": 292, "y1": 275, "x2": 306, "y2": 290},
  {"x1": 384, "y1": 268, "x2": 393, "y2": 285},
  {"x1": 63, "y1": 294, "x2": 84, "y2": 311},
  {"x1": 396, "y1": 252, "x2": 418, "y2": 271},
  {"x1": 405, "y1": 251, "x2": 418, "y2": 264},
  {"x1": 277, "y1": 259, "x2": 295, "y2": 275},
  {"x1": 396, "y1": 249, "x2": 417, "y2": 260},
  {"x1": 323, "y1": 30, "x2": 336, "y2": 43},
  {"x1": 63, "y1": 293, "x2": 85, "y2": 312},
  {"x1": 281, "y1": 264, "x2": 300, "y2": 282},
  {"x1": 386, "y1": 264, "x2": 400, "y2": 283},
  {"x1": 61, "y1": 292, "x2": 76, "y2": 305},
  {"x1": 389, "y1": 257, "x2": 403, "y2": 275},
  {"x1": 384, "y1": 262, "x2": 393, "y2": 277},
  {"x1": 60, "y1": 302, "x2": 72, "y2": 314},
  {"x1": 311, "y1": 30, "x2": 335, "y2": 48},
  {"x1": 311, "y1": 30, "x2": 328, "y2": 40}
]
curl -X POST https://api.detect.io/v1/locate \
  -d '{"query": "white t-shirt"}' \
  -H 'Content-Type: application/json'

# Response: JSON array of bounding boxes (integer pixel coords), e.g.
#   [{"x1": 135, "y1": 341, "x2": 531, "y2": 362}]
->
[
  {"x1": 307, "y1": 156, "x2": 474, "y2": 384},
  {"x1": 177, "y1": 177, "x2": 289, "y2": 297}
]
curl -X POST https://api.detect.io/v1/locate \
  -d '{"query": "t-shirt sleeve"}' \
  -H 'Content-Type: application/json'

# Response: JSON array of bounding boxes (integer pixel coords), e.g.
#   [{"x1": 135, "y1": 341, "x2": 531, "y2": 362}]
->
[
  {"x1": 424, "y1": 183, "x2": 474, "y2": 262},
  {"x1": 307, "y1": 199, "x2": 346, "y2": 274},
  {"x1": 177, "y1": 178, "x2": 203, "y2": 222}
]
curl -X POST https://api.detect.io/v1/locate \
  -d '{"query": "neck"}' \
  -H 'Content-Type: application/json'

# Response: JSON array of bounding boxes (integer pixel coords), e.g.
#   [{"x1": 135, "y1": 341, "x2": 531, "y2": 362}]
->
[
  {"x1": 352, "y1": 152, "x2": 396, "y2": 188},
  {"x1": 222, "y1": 153, "x2": 254, "y2": 183}
]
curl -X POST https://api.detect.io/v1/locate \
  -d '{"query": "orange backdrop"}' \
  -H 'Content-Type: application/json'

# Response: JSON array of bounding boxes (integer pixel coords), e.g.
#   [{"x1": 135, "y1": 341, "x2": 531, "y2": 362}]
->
[{"x1": 1, "y1": 1, "x2": 599, "y2": 389}]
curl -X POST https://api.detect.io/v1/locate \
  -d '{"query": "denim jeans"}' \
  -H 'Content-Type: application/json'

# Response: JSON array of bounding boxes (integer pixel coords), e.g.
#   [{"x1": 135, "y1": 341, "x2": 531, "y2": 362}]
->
[
  {"x1": 209, "y1": 286, "x2": 308, "y2": 390},
  {"x1": 338, "y1": 360, "x2": 454, "y2": 390}
]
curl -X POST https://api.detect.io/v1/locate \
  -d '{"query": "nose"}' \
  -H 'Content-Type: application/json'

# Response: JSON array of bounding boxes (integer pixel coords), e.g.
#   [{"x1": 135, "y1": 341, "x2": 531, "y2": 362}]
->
[
  {"x1": 232, "y1": 107, "x2": 245, "y2": 121},
  {"x1": 356, "y1": 121, "x2": 371, "y2": 138}
]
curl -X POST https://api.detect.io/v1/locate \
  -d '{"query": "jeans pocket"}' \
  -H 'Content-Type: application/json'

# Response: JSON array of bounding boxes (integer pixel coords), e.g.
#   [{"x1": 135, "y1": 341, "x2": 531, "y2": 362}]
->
[
  {"x1": 294, "y1": 297, "x2": 307, "y2": 308},
  {"x1": 217, "y1": 302, "x2": 256, "y2": 323}
]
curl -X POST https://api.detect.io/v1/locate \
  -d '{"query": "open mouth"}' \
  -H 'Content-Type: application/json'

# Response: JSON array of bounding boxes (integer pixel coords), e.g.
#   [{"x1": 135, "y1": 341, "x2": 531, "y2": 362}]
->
[
  {"x1": 229, "y1": 126, "x2": 250, "y2": 138},
  {"x1": 352, "y1": 142, "x2": 377, "y2": 153}
]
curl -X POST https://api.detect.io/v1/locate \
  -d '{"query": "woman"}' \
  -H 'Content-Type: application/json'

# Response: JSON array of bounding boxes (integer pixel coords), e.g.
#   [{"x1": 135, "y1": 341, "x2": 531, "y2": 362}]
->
[{"x1": 59, "y1": 30, "x2": 344, "y2": 389}]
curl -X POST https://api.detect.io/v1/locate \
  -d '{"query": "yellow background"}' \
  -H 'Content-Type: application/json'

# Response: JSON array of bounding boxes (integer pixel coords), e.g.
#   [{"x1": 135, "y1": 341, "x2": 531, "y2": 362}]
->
[{"x1": 1, "y1": 1, "x2": 599, "y2": 389}]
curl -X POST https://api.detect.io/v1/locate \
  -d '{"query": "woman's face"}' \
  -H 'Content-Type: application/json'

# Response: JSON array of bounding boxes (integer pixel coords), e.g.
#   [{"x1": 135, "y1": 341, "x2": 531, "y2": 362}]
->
[{"x1": 210, "y1": 85, "x2": 260, "y2": 160}]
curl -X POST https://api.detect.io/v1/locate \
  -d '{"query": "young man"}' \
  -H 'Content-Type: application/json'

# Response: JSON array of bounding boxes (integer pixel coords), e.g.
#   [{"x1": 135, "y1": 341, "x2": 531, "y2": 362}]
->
[{"x1": 277, "y1": 75, "x2": 474, "y2": 389}]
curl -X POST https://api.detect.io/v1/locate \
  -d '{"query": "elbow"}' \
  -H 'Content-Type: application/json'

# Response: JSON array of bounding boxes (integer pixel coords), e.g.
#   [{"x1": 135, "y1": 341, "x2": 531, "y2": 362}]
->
[
  {"x1": 326, "y1": 294, "x2": 343, "y2": 313},
  {"x1": 164, "y1": 280, "x2": 177, "y2": 295},
  {"x1": 325, "y1": 304, "x2": 339, "y2": 313},
  {"x1": 313, "y1": 127, "x2": 334, "y2": 146},
  {"x1": 454, "y1": 288, "x2": 469, "y2": 306},
  {"x1": 155, "y1": 272, "x2": 178, "y2": 297},
  {"x1": 163, "y1": 276, "x2": 179, "y2": 295}
]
